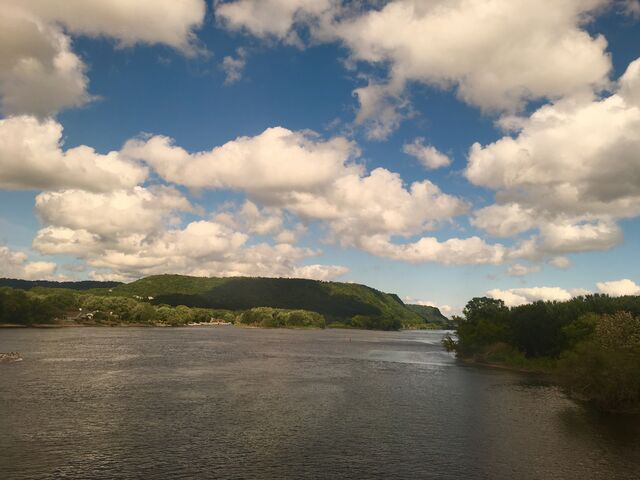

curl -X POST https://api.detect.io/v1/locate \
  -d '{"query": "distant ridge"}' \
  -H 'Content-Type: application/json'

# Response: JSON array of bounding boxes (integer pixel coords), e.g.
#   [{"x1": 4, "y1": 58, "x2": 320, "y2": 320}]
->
[
  {"x1": 1, "y1": 274, "x2": 444, "y2": 329},
  {"x1": 406, "y1": 304, "x2": 449, "y2": 322},
  {"x1": 104, "y1": 274, "x2": 422, "y2": 325},
  {"x1": 0, "y1": 278, "x2": 122, "y2": 291}
]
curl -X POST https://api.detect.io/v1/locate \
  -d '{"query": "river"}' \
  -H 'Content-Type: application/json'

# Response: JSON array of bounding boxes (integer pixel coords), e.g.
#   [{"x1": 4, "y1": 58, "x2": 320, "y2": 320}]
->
[{"x1": 1, "y1": 327, "x2": 639, "y2": 479}]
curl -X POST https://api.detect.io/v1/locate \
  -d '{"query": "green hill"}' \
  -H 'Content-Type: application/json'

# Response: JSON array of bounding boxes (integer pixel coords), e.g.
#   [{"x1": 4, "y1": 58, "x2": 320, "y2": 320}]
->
[
  {"x1": 99, "y1": 274, "x2": 422, "y2": 328},
  {"x1": 406, "y1": 304, "x2": 450, "y2": 324},
  {"x1": 0, "y1": 278, "x2": 121, "y2": 291}
]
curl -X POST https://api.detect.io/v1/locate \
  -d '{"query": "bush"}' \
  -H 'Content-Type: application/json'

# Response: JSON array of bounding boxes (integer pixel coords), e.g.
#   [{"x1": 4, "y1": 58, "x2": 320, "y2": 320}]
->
[
  {"x1": 558, "y1": 312, "x2": 640, "y2": 412},
  {"x1": 238, "y1": 307, "x2": 325, "y2": 328}
]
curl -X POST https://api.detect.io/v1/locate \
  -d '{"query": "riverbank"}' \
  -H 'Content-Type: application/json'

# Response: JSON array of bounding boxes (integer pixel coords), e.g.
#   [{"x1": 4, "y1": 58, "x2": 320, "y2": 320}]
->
[{"x1": 457, "y1": 357, "x2": 555, "y2": 375}]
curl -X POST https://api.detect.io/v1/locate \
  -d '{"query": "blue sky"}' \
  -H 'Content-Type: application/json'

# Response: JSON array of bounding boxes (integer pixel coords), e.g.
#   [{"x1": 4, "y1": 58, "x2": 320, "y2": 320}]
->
[{"x1": 1, "y1": 0, "x2": 640, "y2": 314}]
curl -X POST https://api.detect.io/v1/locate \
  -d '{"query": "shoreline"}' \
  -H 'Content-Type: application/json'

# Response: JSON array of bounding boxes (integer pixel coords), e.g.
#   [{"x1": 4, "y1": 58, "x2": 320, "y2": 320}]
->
[{"x1": 457, "y1": 357, "x2": 554, "y2": 375}]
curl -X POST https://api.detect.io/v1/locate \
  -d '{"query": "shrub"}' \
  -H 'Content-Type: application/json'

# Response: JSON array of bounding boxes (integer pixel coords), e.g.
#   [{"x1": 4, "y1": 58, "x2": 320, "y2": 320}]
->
[{"x1": 558, "y1": 312, "x2": 640, "y2": 412}]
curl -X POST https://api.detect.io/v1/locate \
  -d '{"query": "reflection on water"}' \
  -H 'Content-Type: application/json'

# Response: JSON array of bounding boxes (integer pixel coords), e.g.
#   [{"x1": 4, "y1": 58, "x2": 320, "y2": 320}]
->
[{"x1": 1, "y1": 328, "x2": 639, "y2": 479}]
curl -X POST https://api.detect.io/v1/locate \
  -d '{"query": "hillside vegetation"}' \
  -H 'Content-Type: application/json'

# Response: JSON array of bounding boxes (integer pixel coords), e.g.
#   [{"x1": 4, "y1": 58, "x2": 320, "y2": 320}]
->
[
  {"x1": 405, "y1": 304, "x2": 454, "y2": 329},
  {"x1": 98, "y1": 275, "x2": 423, "y2": 329},
  {"x1": 2, "y1": 274, "x2": 432, "y2": 330},
  {"x1": 445, "y1": 294, "x2": 640, "y2": 412},
  {"x1": 0, "y1": 278, "x2": 121, "y2": 291}
]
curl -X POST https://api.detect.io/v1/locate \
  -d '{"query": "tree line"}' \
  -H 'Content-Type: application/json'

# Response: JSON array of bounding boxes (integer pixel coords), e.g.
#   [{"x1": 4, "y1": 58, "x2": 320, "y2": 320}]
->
[{"x1": 445, "y1": 294, "x2": 640, "y2": 412}]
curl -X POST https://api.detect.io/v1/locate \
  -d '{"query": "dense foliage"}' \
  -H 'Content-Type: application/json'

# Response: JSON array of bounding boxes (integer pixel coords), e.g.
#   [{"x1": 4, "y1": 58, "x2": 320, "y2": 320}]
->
[
  {"x1": 558, "y1": 312, "x2": 640, "y2": 412},
  {"x1": 447, "y1": 294, "x2": 640, "y2": 412},
  {"x1": 99, "y1": 274, "x2": 424, "y2": 329},
  {"x1": 0, "y1": 287, "x2": 233, "y2": 327},
  {"x1": 0, "y1": 278, "x2": 121, "y2": 290},
  {"x1": 238, "y1": 307, "x2": 325, "y2": 328},
  {"x1": 405, "y1": 304, "x2": 454, "y2": 329},
  {"x1": 0, "y1": 287, "x2": 76, "y2": 325},
  {"x1": 0, "y1": 273, "x2": 431, "y2": 330}
]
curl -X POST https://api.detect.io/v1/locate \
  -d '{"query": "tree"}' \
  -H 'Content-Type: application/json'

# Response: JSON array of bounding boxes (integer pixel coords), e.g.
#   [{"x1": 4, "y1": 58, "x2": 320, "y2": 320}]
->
[{"x1": 559, "y1": 312, "x2": 640, "y2": 411}]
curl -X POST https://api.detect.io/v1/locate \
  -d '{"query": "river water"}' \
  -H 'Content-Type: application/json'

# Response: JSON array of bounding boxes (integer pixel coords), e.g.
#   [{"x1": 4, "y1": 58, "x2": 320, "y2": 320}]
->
[{"x1": 1, "y1": 327, "x2": 639, "y2": 479}]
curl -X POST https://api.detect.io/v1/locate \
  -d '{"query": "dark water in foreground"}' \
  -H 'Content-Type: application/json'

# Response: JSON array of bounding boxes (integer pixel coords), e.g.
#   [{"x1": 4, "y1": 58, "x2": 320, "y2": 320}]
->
[{"x1": 1, "y1": 328, "x2": 640, "y2": 479}]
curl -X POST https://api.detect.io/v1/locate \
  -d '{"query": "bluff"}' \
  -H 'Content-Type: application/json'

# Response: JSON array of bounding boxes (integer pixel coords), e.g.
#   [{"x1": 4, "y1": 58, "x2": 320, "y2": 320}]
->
[{"x1": 99, "y1": 274, "x2": 423, "y2": 327}]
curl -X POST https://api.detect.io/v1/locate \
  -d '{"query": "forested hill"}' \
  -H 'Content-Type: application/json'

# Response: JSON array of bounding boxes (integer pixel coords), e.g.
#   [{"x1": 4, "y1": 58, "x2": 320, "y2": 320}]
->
[
  {"x1": 99, "y1": 274, "x2": 422, "y2": 326},
  {"x1": 406, "y1": 304, "x2": 452, "y2": 326},
  {"x1": 0, "y1": 278, "x2": 122, "y2": 291}
]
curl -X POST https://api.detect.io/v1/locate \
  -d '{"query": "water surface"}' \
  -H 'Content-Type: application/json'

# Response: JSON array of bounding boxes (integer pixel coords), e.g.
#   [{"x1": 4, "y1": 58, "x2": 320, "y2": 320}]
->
[{"x1": 1, "y1": 328, "x2": 639, "y2": 479}]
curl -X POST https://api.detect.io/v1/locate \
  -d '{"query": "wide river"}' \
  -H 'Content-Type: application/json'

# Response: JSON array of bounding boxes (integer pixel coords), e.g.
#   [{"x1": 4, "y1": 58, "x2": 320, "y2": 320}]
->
[{"x1": 1, "y1": 327, "x2": 639, "y2": 479}]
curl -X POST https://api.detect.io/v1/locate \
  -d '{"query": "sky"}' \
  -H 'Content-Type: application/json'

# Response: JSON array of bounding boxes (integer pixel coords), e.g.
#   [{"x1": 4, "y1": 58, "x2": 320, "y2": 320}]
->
[{"x1": 1, "y1": 0, "x2": 640, "y2": 316}]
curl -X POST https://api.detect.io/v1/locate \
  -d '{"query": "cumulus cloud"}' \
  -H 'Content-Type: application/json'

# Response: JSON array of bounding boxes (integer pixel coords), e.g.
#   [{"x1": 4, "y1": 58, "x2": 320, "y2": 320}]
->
[
  {"x1": 126, "y1": 127, "x2": 489, "y2": 265},
  {"x1": 215, "y1": 200, "x2": 284, "y2": 236},
  {"x1": 0, "y1": 0, "x2": 205, "y2": 115},
  {"x1": 358, "y1": 234, "x2": 506, "y2": 265},
  {"x1": 217, "y1": 0, "x2": 612, "y2": 136},
  {"x1": 123, "y1": 127, "x2": 360, "y2": 193},
  {"x1": 471, "y1": 204, "x2": 537, "y2": 238},
  {"x1": 488, "y1": 279, "x2": 640, "y2": 307},
  {"x1": 402, "y1": 138, "x2": 451, "y2": 169},
  {"x1": 506, "y1": 263, "x2": 541, "y2": 277},
  {"x1": 283, "y1": 168, "x2": 468, "y2": 242},
  {"x1": 216, "y1": 0, "x2": 335, "y2": 43},
  {"x1": 549, "y1": 256, "x2": 571, "y2": 269},
  {"x1": 34, "y1": 187, "x2": 195, "y2": 238},
  {"x1": 35, "y1": 219, "x2": 346, "y2": 283},
  {"x1": 124, "y1": 127, "x2": 467, "y2": 239},
  {"x1": 597, "y1": 279, "x2": 640, "y2": 296},
  {"x1": 487, "y1": 286, "x2": 577, "y2": 307},
  {"x1": 468, "y1": 57, "x2": 640, "y2": 259},
  {"x1": 0, "y1": 116, "x2": 148, "y2": 191},
  {"x1": 222, "y1": 47, "x2": 248, "y2": 84},
  {"x1": 9, "y1": 0, "x2": 207, "y2": 54},
  {"x1": 31, "y1": 186, "x2": 347, "y2": 282},
  {"x1": 0, "y1": 8, "x2": 88, "y2": 116},
  {"x1": 0, "y1": 246, "x2": 57, "y2": 280}
]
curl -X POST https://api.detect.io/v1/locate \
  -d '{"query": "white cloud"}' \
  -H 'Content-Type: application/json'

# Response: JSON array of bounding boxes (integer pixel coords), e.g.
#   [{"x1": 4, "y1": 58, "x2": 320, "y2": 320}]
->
[
  {"x1": 549, "y1": 256, "x2": 571, "y2": 269},
  {"x1": 218, "y1": 0, "x2": 613, "y2": 136},
  {"x1": 358, "y1": 234, "x2": 506, "y2": 265},
  {"x1": 31, "y1": 185, "x2": 348, "y2": 282},
  {"x1": 123, "y1": 127, "x2": 360, "y2": 193},
  {"x1": 506, "y1": 263, "x2": 541, "y2": 277},
  {"x1": 283, "y1": 168, "x2": 468, "y2": 242},
  {"x1": 125, "y1": 127, "x2": 487, "y2": 265},
  {"x1": 222, "y1": 201, "x2": 284, "y2": 235},
  {"x1": 0, "y1": 246, "x2": 57, "y2": 280},
  {"x1": 467, "y1": 59, "x2": 640, "y2": 218},
  {"x1": 0, "y1": 116, "x2": 148, "y2": 191},
  {"x1": 352, "y1": 81, "x2": 411, "y2": 140},
  {"x1": 487, "y1": 286, "x2": 575, "y2": 307},
  {"x1": 327, "y1": 0, "x2": 610, "y2": 109},
  {"x1": 403, "y1": 138, "x2": 451, "y2": 169},
  {"x1": 597, "y1": 279, "x2": 640, "y2": 296},
  {"x1": 34, "y1": 217, "x2": 348, "y2": 283},
  {"x1": 468, "y1": 57, "x2": 640, "y2": 258},
  {"x1": 539, "y1": 220, "x2": 623, "y2": 253},
  {"x1": 215, "y1": 0, "x2": 335, "y2": 43},
  {"x1": 0, "y1": 8, "x2": 88, "y2": 116},
  {"x1": 222, "y1": 47, "x2": 248, "y2": 84},
  {"x1": 11, "y1": 0, "x2": 207, "y2": 54},
  {"x1": 34, "y1": 187, "x2": 194, "y2": 239},
  {"x1": 471, "y1": 204, "x2": 536, "y2": 237},
  {"x1": 487, "y1": 279, "x2": 640, "y2": 307},
  {"x1": 292, "y1": 264, "x2": 348, "y2": 281},
  {"x1": 0, "y1": 0, "x2": 206, "y2": 115}
]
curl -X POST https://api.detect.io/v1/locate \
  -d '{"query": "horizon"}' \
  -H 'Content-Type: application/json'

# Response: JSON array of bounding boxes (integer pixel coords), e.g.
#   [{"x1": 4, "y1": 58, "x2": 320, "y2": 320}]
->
[{"x1": 1, "y1": 0, "x2": 640, "y2": 316}]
